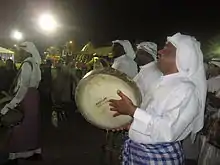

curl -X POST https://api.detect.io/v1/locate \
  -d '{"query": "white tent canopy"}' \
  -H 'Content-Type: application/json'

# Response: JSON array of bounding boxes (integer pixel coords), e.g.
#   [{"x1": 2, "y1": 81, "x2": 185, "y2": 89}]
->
[
  {"x1": 0, "y1": 47, "x2": 14, "y2": 54},
  {"x1": 0, "y1": 46, "x2": 14, "y2": 61}
]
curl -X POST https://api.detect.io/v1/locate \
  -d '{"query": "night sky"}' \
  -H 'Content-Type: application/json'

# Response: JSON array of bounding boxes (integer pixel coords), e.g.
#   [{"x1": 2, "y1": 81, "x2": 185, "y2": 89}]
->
[{"x1": 0, "y1": 0, "x2": 220, "y2": 50}]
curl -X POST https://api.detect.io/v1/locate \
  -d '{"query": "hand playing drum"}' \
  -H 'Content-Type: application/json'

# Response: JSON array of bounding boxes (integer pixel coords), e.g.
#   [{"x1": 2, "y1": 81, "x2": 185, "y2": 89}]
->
[
  {"x1": 75, "y1": 68, "x2": 141, "y2": 165},
  {"x1": 75, "y1": 68, "x2": 142, "y2": 130},
  {"x1": 108, "y1": 123, "x2": 131, "y2": 132}
]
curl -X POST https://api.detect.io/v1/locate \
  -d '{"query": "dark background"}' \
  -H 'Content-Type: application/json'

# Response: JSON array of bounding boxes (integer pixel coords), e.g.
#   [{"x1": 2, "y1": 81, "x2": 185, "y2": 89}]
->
[{"x1": 0, "y1": 0, "x2": 220, "y2": 50}]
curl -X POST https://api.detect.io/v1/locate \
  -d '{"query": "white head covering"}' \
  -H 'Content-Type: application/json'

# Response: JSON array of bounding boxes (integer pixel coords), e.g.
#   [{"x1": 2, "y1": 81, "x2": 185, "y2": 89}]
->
[
  {"x1": 137, "y1": 42, "x2": 157, "y2": 61},
  {"x1": 167, "y1": 33, "x2": 207, "y2": 137},
  {"x1": 210, "y1": 58, "x2": 220, "y2": 68},
  {"x1": 112, "y1": 40, "x2": 136, "y2": 60},
  {"x1": 19, "y1": 42, "x2": 42, "y2": 64}
]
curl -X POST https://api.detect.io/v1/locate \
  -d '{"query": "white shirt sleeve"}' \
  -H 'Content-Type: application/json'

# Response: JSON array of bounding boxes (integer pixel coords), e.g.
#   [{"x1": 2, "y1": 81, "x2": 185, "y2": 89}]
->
[
  {"x1": 130, "y1": 84, "x2": 198, "y2": 143},
  {"x1": 8, "y1": 63, "x2": 32, "y2": 109},
  {"x1": 112, "y1": 60, "x2": 121, "y2": 70}
]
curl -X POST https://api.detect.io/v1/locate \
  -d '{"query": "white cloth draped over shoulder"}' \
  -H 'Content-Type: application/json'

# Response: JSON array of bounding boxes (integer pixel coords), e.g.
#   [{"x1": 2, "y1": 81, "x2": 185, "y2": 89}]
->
[
  {"x1": 129, "y1": 33, "x2": 207, "y2": 144},
  {"x1": 133, "y1": 62, "x2": 162, "y2": 99},
  {"x1": 111, "y1": 40, "x2": 138, "y2": 78},
  {"x1": 1, "y1": 42, "x2": 41, "y2": 115},
  {"x1": 168, "y1": 33, "x2": 207, "y2": 138}
]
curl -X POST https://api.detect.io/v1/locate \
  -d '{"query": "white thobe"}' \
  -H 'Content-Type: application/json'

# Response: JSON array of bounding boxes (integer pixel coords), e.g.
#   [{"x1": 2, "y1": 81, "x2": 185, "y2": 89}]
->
[
  {"x1": 5, "y1": 57, "x2": 42, "y2": 159},
  {"x1": 1, "y1": 57, "x2": 41, "y2": 114},
  {"x1": 129, "y1": 73, "x2": 200, "y2": 144},
  {"x1": 112, "y1": 55, "x2": 138, "y2": 79},
  {"x1": 133, "y1": 62, "x2": 162, "y2": 98}
]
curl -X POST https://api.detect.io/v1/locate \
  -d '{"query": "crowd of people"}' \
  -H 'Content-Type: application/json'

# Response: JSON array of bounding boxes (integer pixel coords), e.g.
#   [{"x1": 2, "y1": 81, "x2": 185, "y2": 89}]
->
[
  {"x1": 0, "y1": 58, "x2": 17, "y2": 94},
  {"x1": 0, "y1": 32, "x2": 220, "y2": 165}
]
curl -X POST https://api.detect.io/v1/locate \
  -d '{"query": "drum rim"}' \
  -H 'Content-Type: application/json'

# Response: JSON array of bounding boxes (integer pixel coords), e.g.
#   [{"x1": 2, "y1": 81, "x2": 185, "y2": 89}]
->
[{"x1": 75, "y1": 68, "x2": 142, "y2": 129}]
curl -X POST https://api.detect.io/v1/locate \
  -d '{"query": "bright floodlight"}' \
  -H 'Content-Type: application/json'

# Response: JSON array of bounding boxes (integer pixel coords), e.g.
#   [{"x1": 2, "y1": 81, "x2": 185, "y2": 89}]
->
[
  {"x1": 12, "y1": 31, "x2": 23, "y2": 41},
  {"x1": 39, "y1": 14, "x2": 57, "y2": 32},
  {"x1": 69, "y1": 41, "x2": 73, "y2": 44}
]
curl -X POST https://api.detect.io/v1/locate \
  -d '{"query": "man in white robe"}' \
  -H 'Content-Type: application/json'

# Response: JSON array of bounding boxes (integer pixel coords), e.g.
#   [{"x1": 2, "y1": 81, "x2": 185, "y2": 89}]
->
[
  {"x1": 0, "y1": 42, "x2": 42, "y2": 164},
  {"x1": 109, "y1": 33, "x2": 207, "y2": 165},
  {"x1": 134, "y1": 42, "x2": 162, "y2": 98},
  {"x1": 111, "y1": 40, "x2": 138, "y2": 78},
  {"x1": 112, "y1": 42, "x2": 161, "y2": 131}
]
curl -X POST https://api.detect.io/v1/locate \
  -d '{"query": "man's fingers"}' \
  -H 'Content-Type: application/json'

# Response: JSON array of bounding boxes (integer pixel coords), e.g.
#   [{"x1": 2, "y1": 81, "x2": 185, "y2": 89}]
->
[
  {"x1": 117, "y1": 90, "x2": 124, "y2": 98},
  {"x1": 109, "y1": 102, "x2": 117, "y2": 107},
  {"x1": 117, "y1": 90, "x2": 129, "y2": 101},
  {"x1": 110, "y1": 107, "x2": 118, "y2": 112},
  {"x1": 109, "y1": 99, "x2": 119, "y2": 104},
  {"x1": 113, "y1": 112, "x2": 121, "y2": 117}
]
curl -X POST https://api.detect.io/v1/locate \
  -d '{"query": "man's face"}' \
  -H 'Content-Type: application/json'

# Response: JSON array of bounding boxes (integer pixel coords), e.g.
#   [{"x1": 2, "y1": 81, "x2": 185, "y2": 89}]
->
[
  {"x1": 135, "y1": 49, "x2": 154, "y2": 66},
  {"x1": 157, "y1": 42, "x2": 177, "y2": 74},
  {"x1": 18, "y1": 48, "x2": 30, "y2": 61},
  {"x1": 112, "y1": 43, "x2": 125, "y2": 58}
]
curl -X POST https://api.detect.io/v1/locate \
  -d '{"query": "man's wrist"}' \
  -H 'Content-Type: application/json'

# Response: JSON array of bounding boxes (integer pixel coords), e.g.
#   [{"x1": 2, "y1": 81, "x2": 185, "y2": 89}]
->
[{"x1": 129, "y1": 105, "x2": 137, "y2": 117}]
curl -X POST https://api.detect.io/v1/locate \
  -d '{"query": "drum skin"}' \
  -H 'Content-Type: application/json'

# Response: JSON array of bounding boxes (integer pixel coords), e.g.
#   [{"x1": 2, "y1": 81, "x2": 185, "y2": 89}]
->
[{"x1": 75, "y1": 68, "x2": 142, "y2": 129}]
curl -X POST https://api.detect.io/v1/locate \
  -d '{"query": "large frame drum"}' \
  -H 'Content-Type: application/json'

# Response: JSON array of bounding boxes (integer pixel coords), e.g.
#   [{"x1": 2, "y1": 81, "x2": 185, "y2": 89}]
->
[{"x1": 75, "y1": 68, "x2": 142, "y2": 130}]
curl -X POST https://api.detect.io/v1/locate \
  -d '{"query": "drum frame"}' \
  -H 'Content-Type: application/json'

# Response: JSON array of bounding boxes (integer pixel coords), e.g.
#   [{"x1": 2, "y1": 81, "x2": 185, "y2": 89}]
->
[{"x1": 75, "y1": 68, "x2": 142, "y2": 129}]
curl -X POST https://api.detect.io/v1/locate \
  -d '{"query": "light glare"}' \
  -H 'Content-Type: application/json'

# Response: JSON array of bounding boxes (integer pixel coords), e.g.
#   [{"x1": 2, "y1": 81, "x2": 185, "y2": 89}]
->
[
  {"x1": 39, "y1": 14, "x2": 57, "y2": 32},
  {"x1": 12, "y1": 31, "x2": 23, "y2": 41}
]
